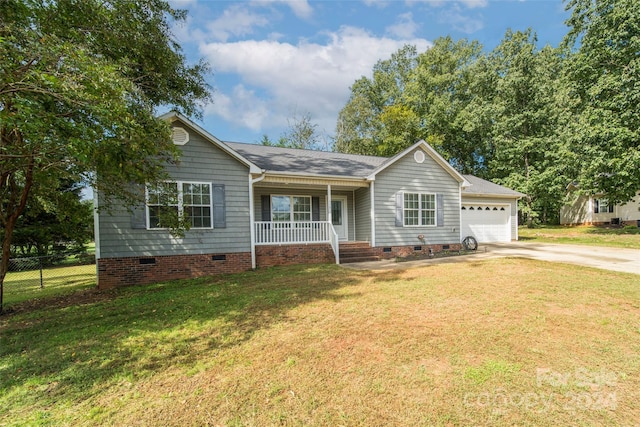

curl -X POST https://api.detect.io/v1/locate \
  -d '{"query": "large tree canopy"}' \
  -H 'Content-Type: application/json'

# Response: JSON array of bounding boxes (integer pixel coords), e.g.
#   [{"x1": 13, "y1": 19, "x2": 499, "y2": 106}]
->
[
  {"x1": 0, "y1": 0, "x2": 212, "y2": 311},
  {"x1": 483, "y1": 30, "x2": 569, "y2": 225},
  {"x1": 335, "y1": 0, "x2": 640, "y2": 224},
  {"x1": 563, "y1": 0, "x2": 640, "y2": 204}
]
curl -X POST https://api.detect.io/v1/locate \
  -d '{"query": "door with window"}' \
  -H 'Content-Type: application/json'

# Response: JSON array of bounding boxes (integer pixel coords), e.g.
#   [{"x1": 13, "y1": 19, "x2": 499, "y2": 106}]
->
[{"x1": 330, "y1": 196, "x2": 348, "y2": 240}]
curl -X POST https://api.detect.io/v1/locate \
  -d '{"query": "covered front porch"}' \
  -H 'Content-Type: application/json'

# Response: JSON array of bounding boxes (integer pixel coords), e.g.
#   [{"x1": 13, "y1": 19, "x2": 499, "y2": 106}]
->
[{"x1": 249, "y1": 174, "x2": 372, "y2": 266}]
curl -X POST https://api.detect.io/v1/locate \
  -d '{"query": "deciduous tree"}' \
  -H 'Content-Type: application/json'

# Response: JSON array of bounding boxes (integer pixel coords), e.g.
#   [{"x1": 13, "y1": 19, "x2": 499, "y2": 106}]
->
[
  {"x1": 562, "y1": 0, "x2": 640, "y2": 204},
  {"x1": 0, "y1": 0, "x2": 211, "y2": 312}
]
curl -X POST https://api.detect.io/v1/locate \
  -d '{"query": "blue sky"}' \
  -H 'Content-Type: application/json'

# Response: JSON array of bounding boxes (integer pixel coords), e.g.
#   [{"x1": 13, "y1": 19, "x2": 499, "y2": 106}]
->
[{"x1": 169, "y1": 0, "x2": 571, "y2": 145}]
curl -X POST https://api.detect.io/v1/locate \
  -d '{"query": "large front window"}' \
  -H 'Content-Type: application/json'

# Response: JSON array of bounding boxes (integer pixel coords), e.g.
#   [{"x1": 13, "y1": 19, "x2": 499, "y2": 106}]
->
[
  {"x1": 404, "y1": 193, "x2": 436, "y2": 226},
  {"x1": 272, "y1": 195, "x2": 311, "y2": 222},
  {"x1": 147, "y1": 181, "x2": 212, "y2": 229}
]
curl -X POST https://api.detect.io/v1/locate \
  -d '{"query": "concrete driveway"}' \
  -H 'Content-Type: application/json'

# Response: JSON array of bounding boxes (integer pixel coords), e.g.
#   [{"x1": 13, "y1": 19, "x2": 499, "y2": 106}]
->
[{"x1": 342, "y1": 241, "x2": 640, "y2": 275}]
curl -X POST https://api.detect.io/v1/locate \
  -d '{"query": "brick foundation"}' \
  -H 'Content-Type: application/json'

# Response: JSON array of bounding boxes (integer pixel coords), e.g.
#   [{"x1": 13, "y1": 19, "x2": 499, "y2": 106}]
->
[
  {"x1": 255, "y1": 243, "x2": 335, "y2": 267},
  {"x1": 374, "y1": 243, "x2": 463, "y2": 260},
  {"x1": 97, "y1": 252, "x2": 252, "y2": 289},
  {"x1": 97, "y1": 242, "x2": 463, "y2": 289}
]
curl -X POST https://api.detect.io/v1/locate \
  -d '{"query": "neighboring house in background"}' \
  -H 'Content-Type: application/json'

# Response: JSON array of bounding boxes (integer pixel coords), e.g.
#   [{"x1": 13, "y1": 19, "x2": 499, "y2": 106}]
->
[
  {"x1": 560, "y1": 184, "x2": 640, "y2": 225},
  {"x1": 94, "y1": 112, "x2": 524, "y2": 288}
]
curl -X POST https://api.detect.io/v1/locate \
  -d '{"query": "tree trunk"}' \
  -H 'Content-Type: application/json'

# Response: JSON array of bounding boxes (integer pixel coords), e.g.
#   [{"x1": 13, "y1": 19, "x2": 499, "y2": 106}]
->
[
  {"x1": 0, "y1": 155, "x2": 35, "y2": 314},
  {"x1": 0, "y1": 220, "x2": 17, "y2": 313}
]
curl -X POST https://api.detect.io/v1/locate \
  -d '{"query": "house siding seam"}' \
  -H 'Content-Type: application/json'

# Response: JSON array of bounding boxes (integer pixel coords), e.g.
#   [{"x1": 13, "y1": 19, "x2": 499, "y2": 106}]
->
[
  {"x1": 354, "y1": 187, "x2": 371, "y2": 242},
  {"x1": 97, "y1": 252, "x2": 252, "y2": 289},
  {"x1": 374, "y1": 148, "x2": 461, "y2": 246},
  {"x1": 97, "y1": 123, "x2": 251, "y2": 258}
]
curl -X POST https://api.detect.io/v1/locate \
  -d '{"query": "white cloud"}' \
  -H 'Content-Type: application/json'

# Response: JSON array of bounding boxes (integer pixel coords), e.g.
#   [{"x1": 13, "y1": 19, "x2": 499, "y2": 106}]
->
[
  {"x1": 460, "y1": 0, "x2": 488, "y2": 9},
  {"x1": 200, "y1": 26, "x2": 431, "y2": 134},
  {"x1": 204, "y1": 85, "x2": 270, "y2": 131},
  {"x1": 362, "y1": 0, "x2": 390, "y2": 8},
  {"x1": 205, "y1": 4, "x2": 269, "y2": 42},
  {"x1": 251, "y1": 0, "x2": 314, "y2": 19},
  {"x1": 405, "y1": 0, "x2": 488, "y2": 9},
  {"x1": 386, "y1": 12, "x2": 419, "y2": 39},
  {"x1": 438, "y1": 5, "x2": 484, "y2": 33}
]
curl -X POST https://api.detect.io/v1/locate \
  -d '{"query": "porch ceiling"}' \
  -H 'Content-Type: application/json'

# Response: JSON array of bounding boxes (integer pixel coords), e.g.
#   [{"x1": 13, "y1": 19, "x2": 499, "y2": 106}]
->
[{"x1": 255, "y1": 175, "x2": 369, "y2": 191}]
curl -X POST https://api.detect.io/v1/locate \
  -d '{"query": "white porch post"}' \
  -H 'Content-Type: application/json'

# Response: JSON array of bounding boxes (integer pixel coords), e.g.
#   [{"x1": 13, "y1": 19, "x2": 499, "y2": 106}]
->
[
  {"x1": 248, "y1": 173, "x2": 265, "y2": 269},
  {"x1": 248, "y1": 174, "x2": 256, "y2": 269},
  {"x1": 327, "y1": 184, "x2": 332, "y2": 224}
]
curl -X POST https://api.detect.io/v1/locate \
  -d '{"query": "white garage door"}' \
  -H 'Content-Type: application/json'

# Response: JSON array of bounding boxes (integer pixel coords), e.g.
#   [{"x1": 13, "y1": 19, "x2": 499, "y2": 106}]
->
[{"x1": 461, "y1": 205, "x2": 511, "y2": 243}]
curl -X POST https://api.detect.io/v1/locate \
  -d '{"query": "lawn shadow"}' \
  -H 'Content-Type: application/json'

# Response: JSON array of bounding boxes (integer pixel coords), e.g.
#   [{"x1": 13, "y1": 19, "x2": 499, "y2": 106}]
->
[{"x1": 0, "y1": 264, "x2": 365, "y2": 406}]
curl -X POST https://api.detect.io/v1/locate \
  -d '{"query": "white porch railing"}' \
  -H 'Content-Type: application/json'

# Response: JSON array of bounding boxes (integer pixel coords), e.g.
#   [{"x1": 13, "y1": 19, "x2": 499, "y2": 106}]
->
[
  {"x1": 254, "y1": 221, "x2": 340, "y2": 264},
  {"x1": 328, "y1": 224, "x2": 340, "y2": 265},
  {"x1": 254, "y1": 221, "x2": 332, "y2": 245}
]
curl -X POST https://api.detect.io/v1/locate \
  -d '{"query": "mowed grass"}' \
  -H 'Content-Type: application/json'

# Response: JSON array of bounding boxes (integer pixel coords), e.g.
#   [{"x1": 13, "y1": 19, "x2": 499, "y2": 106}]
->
[
  {"x1": 3, "y1": 263, "x2": 96, "y2": 307},
  {"x1": 519, "y1": 225, "x2": 640, "y2": 249},
  {"x1": 1, "y1": 260, "x2": 639, "y2": 426}
]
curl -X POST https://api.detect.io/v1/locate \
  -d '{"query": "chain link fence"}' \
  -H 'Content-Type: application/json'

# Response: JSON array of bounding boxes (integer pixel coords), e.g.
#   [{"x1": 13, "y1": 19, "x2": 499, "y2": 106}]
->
[{"x1": 4, "y1": 253, "x2": 97, "y2": 307}]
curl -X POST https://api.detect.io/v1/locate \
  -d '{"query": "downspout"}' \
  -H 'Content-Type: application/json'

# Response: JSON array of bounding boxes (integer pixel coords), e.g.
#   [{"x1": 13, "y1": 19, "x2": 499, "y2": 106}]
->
[
  {"x1": 249, "y1": 173, "x2": 266, "y2": 269},
  {"x1": 93, "y1": 187, "x2": 101, "y2": 286},
  {"x1": 458, "y1": 184, "x2": 462, "y2": 243},
  {"x1": 370, "y1": 181, "x2": 376, "y2": 247}
]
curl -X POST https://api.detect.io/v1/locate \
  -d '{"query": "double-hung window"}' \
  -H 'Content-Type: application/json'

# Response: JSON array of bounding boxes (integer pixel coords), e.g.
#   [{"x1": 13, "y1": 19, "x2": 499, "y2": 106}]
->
[
  {"x1": 594, "y1": 198, "x2": 614, "y2": 214},
  {"x1": 403, "y1": 193, "x2": 436, "y2": 226},
  {"x1": 147, "y1": 181, "x2": 212, "y2": 229},
  {"x1": 271, "y1": 195, "x2": 312, "y2": 223}
]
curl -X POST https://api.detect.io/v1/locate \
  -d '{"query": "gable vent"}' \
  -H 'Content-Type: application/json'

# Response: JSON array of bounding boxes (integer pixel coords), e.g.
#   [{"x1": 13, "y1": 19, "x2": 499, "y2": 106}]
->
[{"x1": 172, "y1": 127, "x2": 189, "y2": 145}]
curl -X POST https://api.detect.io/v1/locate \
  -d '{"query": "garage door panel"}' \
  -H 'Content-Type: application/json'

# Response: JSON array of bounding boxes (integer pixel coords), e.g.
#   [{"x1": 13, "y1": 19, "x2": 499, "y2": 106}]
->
[{"x1": 461, "y1": 205, "x2": 510, "y2": 243}]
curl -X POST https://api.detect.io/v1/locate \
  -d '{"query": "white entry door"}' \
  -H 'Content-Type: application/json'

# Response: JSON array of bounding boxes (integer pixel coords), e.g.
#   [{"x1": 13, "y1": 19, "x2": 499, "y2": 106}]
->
[{"x1": 331, "y1": 196, "x2": 348, "y2": 240}]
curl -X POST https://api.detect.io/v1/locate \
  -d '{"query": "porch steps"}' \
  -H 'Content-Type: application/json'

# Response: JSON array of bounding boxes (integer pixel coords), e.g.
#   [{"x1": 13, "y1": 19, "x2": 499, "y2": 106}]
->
[{"x1": 339, "y1": 242, "x2": 380, "y2": 264}]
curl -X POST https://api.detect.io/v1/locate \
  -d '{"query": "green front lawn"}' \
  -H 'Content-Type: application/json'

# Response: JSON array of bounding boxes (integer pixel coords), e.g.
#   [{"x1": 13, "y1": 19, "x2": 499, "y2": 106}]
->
[
  {"x1": 519, "y1": 225, "x2": 640, "y2": 249},
  {"x1": 2, "y1": 260, "x2": 639, "y2": 426}
]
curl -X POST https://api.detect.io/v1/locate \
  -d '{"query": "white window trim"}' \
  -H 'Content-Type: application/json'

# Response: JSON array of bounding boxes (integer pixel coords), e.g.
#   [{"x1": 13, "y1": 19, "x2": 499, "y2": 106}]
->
[
  {"x1": 594, "y1": 197, "x2": 614, "y2": 214},
  {"x1": 146, "y1": 180, "x2": 213, "y2": 230},
  {"x1": 403, "y1": 192, "x2": 437, "y2": 227},
  {"x1": 271, "y1": 194, "x2": 312, "y2": 222}
]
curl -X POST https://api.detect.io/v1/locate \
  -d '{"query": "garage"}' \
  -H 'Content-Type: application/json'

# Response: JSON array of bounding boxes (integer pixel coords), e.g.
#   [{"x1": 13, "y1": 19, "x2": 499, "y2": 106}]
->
[{"x1": 461, "y1": 204, "x2": 511, "y2": 243}]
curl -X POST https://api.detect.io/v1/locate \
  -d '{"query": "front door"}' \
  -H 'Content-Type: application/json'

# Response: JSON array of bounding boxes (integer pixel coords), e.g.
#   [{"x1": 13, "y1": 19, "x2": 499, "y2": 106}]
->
[{"x1": 331, "y1": 196, "x2": 348, "y2": 240}]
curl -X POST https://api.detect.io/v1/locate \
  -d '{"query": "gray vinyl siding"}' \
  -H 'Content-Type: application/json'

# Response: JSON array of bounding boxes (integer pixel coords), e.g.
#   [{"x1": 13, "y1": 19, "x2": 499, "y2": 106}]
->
[
  {"x1": 253, "y1": 188, "x2": 356, "y2": 240},
  {"x1": 98, "y1": 125, "x2": 251, "y2": 258},
  {"x1": 462, "y1": 195, "x2": 519, "y2": 240},
  {"x1": 374, "y1": 148, "x2": 461, "y2": 246},
  {"x1": 354, "y1": 187, "x2": 371, "y2": 242}
]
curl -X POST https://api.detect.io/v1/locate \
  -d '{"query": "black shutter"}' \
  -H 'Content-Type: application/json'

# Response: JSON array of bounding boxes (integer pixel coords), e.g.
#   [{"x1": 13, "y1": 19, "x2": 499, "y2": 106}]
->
[
  {"x1": 312, "y1": 197, "x2": 320, "y2": 221},
  {"x1": 130, "y1": 185, "x2": 147, "y2": 229},
  {"x1": 594, "y1": 199, "x2": 599, "y2": 213},
  {"x1": 609, "y1": 203, "x2": 614, "y2": 213},
  {"x1": 261, "y1": 195, "x2": 271, "y2": 221},
  {"x1": 213, "y1": 184, "x2": 226, "y2": 228},
  {"x1": 436, "y1": 194, "x2": 444, "y2": 227},
  {"x1": 395, "y1": 192, "x2": 403, "y2": 227},
  {"x1": 130, "y1": 204, "x2": 147, "y2": 229}
]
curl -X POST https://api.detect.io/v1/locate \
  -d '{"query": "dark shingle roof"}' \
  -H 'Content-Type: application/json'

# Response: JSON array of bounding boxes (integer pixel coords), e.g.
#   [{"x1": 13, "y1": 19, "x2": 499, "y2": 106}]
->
[
  {"x1": 224, "y1": 141, "x2": 385, "y2": 177},
  {"x1": 221, "y1": 141, "x2": 523, "y2": 198},
  {"x1": 462, "y1": 175, "x2": 525, "y2": 197}
]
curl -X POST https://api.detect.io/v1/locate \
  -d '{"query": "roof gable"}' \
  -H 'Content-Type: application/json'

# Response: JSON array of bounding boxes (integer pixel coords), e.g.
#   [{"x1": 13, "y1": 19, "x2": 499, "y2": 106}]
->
[
  {"x1": 367, "y1": 140, "x2": 468, "y2": 186},
  {"x1": 158, "y1": 111, "x2": 262, "y2": 174}
]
